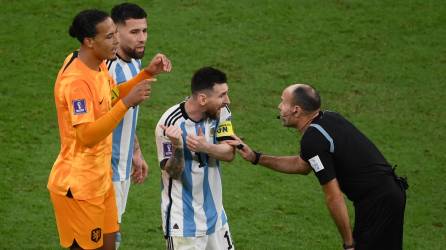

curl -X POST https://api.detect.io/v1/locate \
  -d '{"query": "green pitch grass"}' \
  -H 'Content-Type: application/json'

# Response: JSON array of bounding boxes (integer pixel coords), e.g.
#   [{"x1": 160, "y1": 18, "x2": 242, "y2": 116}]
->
[{"x1": 0, "y1": 0, "x2": 445, "y2": 249}]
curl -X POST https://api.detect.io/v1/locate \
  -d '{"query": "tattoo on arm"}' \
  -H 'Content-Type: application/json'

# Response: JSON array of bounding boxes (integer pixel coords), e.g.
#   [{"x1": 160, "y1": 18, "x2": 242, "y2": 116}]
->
[
  {"x1": 133, "y1": 136, "x2": 140, "y2": 153},
  {"x1": 166, "y1": 147, "x2": 184, "y2": 179}
]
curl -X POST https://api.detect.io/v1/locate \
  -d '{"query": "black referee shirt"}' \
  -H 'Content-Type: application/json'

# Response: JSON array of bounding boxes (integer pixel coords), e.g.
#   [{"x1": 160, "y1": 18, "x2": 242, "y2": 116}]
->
[{"x1": 300, "y1": 111, "x2": 393, "y2": 202}]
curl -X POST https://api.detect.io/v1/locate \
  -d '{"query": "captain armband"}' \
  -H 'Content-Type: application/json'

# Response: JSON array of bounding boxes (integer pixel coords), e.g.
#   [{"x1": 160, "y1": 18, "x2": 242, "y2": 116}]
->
[
  {"x1": 216, "y1": 120, "x2": 234, "y2": 141},
  {"x1": 111, "y1": 86, "x2": 120, "y2": 103}
]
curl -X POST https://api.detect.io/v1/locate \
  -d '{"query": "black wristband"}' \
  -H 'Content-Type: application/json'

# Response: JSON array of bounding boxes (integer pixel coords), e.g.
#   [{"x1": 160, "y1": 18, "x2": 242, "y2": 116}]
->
[
  {"x1": 343, "y1": 242, "x2": 355, "y2": 249},
  {"x1": 252, "y1": 151, "x2": 262, "y2": 165}
]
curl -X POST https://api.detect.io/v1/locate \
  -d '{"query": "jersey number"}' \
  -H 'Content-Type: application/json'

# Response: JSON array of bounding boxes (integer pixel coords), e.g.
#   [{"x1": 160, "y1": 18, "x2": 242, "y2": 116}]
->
[{"x1": 224, "y1": 230, "x2": 233, "y2": 249}]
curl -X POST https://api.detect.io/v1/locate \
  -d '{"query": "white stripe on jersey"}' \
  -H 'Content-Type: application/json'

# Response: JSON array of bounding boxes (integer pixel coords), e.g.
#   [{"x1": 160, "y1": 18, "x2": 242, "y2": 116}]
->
[
  {"x1": 155, "y1": 101, "x2": 232, "y2": 237},
  {"x1": 108, "y1": 57, "x2": 141, "y2": 181}
]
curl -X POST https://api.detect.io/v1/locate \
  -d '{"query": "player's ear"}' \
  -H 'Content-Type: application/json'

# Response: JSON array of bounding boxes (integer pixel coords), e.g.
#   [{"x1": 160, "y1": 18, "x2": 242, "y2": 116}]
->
[
  {"x1": 83, "y1": 37, "x2": 94, "y2": 48},
  {"x1": 197, "y1": 93, "x2": 207, "y2": 106}
]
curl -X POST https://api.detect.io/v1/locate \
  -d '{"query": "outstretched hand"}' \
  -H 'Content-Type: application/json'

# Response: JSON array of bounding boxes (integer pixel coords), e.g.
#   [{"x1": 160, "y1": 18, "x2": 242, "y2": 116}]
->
[
  {"x1": 223, "y1": 134, "x2": 256, "y2": 163},
  {"x1": 144, "y1": 53, "x2": 172, "y2": 76},
  {"x1": 122, "y1": 78, "x2": 156, "y2": 107}
]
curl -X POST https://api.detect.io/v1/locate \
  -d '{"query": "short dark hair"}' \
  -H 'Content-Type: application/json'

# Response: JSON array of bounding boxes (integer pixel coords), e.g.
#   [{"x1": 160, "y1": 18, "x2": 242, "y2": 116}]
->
[
  {"x1": 191, "y1": 67, "x2": 227, "y2": 94},
  {"x1": 292, "y1": 84, "x2": 321, "y2": 112},
  {"x1": 69, "y1": 9, "x2": 109, "y2": 43},
  {"x1": 111, "y1": 3, "x2": 147, "y2": 25}
]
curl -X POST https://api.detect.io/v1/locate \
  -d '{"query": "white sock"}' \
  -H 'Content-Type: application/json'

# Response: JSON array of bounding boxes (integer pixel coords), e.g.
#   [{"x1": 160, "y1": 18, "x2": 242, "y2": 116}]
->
[{"x1": 115, "y1": 232, "x2": 121, "y2": 250}]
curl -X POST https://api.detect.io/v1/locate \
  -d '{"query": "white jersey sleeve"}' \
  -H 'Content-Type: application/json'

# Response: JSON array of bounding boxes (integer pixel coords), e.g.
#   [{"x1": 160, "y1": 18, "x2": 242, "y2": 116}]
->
[
  {"x1": 155, "y1": 103, "x2": 183, "y2": 166},
  {"x1": 215, "y1": 105, "x2": 234, "y2": 142},
  {"x1": 155, "y1": 120, "x2": 173, "y2": 166}
]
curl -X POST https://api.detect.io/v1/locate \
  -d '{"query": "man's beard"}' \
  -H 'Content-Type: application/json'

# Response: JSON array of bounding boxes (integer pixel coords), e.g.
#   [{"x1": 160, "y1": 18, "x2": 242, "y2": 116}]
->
[
  {"x1": 122, "y1": 46, "x2": 145, "y2": 59},
  {"x1": 205, "y1": 110, "x2": 219, "y2": 119}
]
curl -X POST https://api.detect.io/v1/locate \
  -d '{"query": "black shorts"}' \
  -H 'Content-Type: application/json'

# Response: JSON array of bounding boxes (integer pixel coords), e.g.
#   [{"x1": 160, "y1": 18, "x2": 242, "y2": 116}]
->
[{"x1": 353, "y1": 176, "x2": 406, "y2": 250}]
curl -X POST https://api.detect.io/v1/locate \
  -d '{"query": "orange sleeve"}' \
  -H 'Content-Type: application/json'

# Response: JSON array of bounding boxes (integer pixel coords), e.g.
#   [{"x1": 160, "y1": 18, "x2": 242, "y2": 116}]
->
[
  {"x1": 111, "y1": 70, "x2": 152, "y2": 105},
  {"x1": 65, "y1": 80, "x2": 95, "y2": 126},
  {"x1": 75, "y1": 100, "x2": 128, "y2": 147}
]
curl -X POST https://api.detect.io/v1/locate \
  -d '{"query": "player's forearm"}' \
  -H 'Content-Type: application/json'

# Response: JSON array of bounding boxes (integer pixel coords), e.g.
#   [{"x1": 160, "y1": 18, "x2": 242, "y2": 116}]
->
[
  {"x1": 133, "y1": 135, "x2": 141, "y2": 153},
  {"x1": 258, "y1": 155, "x2": 311, "y2": 174},
  {"x1": 164, "y1": 146, "x2": 184, "y2": 179},
  {"x1": 204, "y1": 143, "x2": 235, "y2": 162},
  {"x1": 76, "y1": 100, "x2": 128, "y2": 147},
  {"x1": 111, "y1": 70, "x2": 152, "y2": 105}
]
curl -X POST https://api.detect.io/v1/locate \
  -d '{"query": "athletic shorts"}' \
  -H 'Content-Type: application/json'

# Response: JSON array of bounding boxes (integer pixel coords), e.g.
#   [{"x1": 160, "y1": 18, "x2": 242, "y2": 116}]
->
[
  {"x1": 353, "y1": 176, "x2": 406, "y2": 250},
  {"x1": 166, "y1": 223, "x2": 234, "y2": 250},
  {"x1": 49, "y1": 185, "x2": 119, "y2": 249},
  {"x1": 113, "y1": 179, "x2": 131, "y2": 223}
]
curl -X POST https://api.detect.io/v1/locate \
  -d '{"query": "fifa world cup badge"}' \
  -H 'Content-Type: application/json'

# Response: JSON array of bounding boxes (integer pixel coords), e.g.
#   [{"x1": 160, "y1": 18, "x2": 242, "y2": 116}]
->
[{"x1": 73, "y1": 99, "x2": 87, "y2": 114}]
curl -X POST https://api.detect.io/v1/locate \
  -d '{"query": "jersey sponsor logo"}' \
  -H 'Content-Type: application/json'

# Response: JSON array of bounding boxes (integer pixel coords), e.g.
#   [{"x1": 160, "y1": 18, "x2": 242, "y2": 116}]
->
[
  {"x1": 163, "y1": 142, "x2": 173, "y2": 157},
  {"x1": 91, "y1": 227, "x2": 102, "y2": 243},
  {"x1": 308, "y1": 155, "x2": 325, "y2": 172},
  {"x1": 216, "y1": 120, "x2": 234, "y2": 141},
  {"x1": 73, "y1": 99, "x2": 87, "y2": 114}
]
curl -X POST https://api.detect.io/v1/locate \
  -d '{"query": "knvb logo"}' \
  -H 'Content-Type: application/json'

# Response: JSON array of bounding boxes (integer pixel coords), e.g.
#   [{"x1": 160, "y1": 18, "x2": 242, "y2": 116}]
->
[{"x1": 91, "y1": 228, "x2": 102, "y2": 243}]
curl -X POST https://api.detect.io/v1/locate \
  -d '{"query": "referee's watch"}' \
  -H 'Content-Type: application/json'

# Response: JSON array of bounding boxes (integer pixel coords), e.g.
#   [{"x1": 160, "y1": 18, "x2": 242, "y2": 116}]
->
[{"x1": 251, "y1": 151, "x2": 262, "y2": 165}]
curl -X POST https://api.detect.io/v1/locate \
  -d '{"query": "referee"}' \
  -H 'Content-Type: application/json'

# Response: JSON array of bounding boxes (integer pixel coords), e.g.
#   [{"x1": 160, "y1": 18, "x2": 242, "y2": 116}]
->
[{"x1": 227, "y1": 83, "x2": 408, "y2": 250}]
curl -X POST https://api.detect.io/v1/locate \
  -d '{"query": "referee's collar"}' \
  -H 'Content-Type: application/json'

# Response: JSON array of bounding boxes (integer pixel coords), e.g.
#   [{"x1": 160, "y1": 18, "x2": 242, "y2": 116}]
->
[{"x1": 311, "y1": 111, "x2": 324, "y2": 124}]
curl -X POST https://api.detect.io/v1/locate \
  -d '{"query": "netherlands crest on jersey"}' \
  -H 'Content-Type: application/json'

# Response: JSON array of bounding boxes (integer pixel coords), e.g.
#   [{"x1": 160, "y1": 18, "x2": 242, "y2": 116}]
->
[{"x1": 73, "y1": 99, "x2": 87, "y2": 114}]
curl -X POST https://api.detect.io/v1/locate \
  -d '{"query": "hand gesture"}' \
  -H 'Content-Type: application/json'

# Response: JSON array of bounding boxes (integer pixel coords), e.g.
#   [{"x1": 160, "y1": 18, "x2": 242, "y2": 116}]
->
[
  {"x1": 144, "y1": 53, "x2": 172, "y2": 76},
  {"x1": 224, "y1": 134, "x2": 256, "y2": 163},
  {"x1": 160, "y1": 124, "x2": 183, "y2": 147},
  {"x1": 186, "y1": 127, "x2": 208, "y2": 153},
  {"x1": 122, "y1": 78, "x2": 156, "y2": 107}
]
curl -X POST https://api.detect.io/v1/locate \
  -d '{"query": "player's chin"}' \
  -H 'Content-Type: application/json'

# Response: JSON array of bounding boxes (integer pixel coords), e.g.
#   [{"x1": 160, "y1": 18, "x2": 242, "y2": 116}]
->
[
  {"x1": 107, "y1": 54, "x2": 117, "y2": 60},
  {"x1": 108, "y1": 48, "x2": 118, "y2": 60},
  {"x1": 134, "y1": 51, "x2": 145, "y2": 60},
  {"x1": 136, "y1": 47, "x2": 145, "y2": 56}
]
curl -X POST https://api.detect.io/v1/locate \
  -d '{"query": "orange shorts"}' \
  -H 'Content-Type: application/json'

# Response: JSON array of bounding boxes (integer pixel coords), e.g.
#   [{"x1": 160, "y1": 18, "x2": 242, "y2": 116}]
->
[{"x1": 50, "y1": 185, "x2": 119, "y2": 249}]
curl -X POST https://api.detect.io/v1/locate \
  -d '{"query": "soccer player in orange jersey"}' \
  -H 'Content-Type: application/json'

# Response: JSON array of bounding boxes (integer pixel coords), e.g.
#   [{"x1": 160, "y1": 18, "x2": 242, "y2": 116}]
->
[{"x1": 47, "y1": 9, "x2": 171, "y2": 250}]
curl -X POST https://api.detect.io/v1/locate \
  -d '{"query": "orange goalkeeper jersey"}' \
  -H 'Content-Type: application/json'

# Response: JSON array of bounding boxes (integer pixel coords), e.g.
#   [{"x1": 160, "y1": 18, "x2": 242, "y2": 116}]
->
[{"x1": 48, "y1": 52, "x2": 117, "y2": 200}]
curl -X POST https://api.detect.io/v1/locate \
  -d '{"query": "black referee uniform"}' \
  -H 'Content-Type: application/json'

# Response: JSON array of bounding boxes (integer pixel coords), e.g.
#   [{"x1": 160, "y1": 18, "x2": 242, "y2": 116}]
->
[{"x1": 300, "y1": 111, "x2": 407, "y2": 250}]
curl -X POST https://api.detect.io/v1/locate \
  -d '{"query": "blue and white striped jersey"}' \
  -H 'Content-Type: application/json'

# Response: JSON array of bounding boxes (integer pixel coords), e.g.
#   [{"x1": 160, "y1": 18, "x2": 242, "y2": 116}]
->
[
  {"x1": 107, "y1": 56, "x2": 141, "y2": 182},
  {"x1": 155, "y1": 101, "x2": 232, "y2": 237}
]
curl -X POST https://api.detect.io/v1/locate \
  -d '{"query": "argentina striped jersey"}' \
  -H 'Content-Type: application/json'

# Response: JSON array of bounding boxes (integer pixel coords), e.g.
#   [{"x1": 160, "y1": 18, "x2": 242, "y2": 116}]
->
[
  {"x1": 106, "y1": 56, "x2": 141, "y2": 181},
  {"x1": 155, "y1": 101, "x2": 232, "y2": 237}
]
